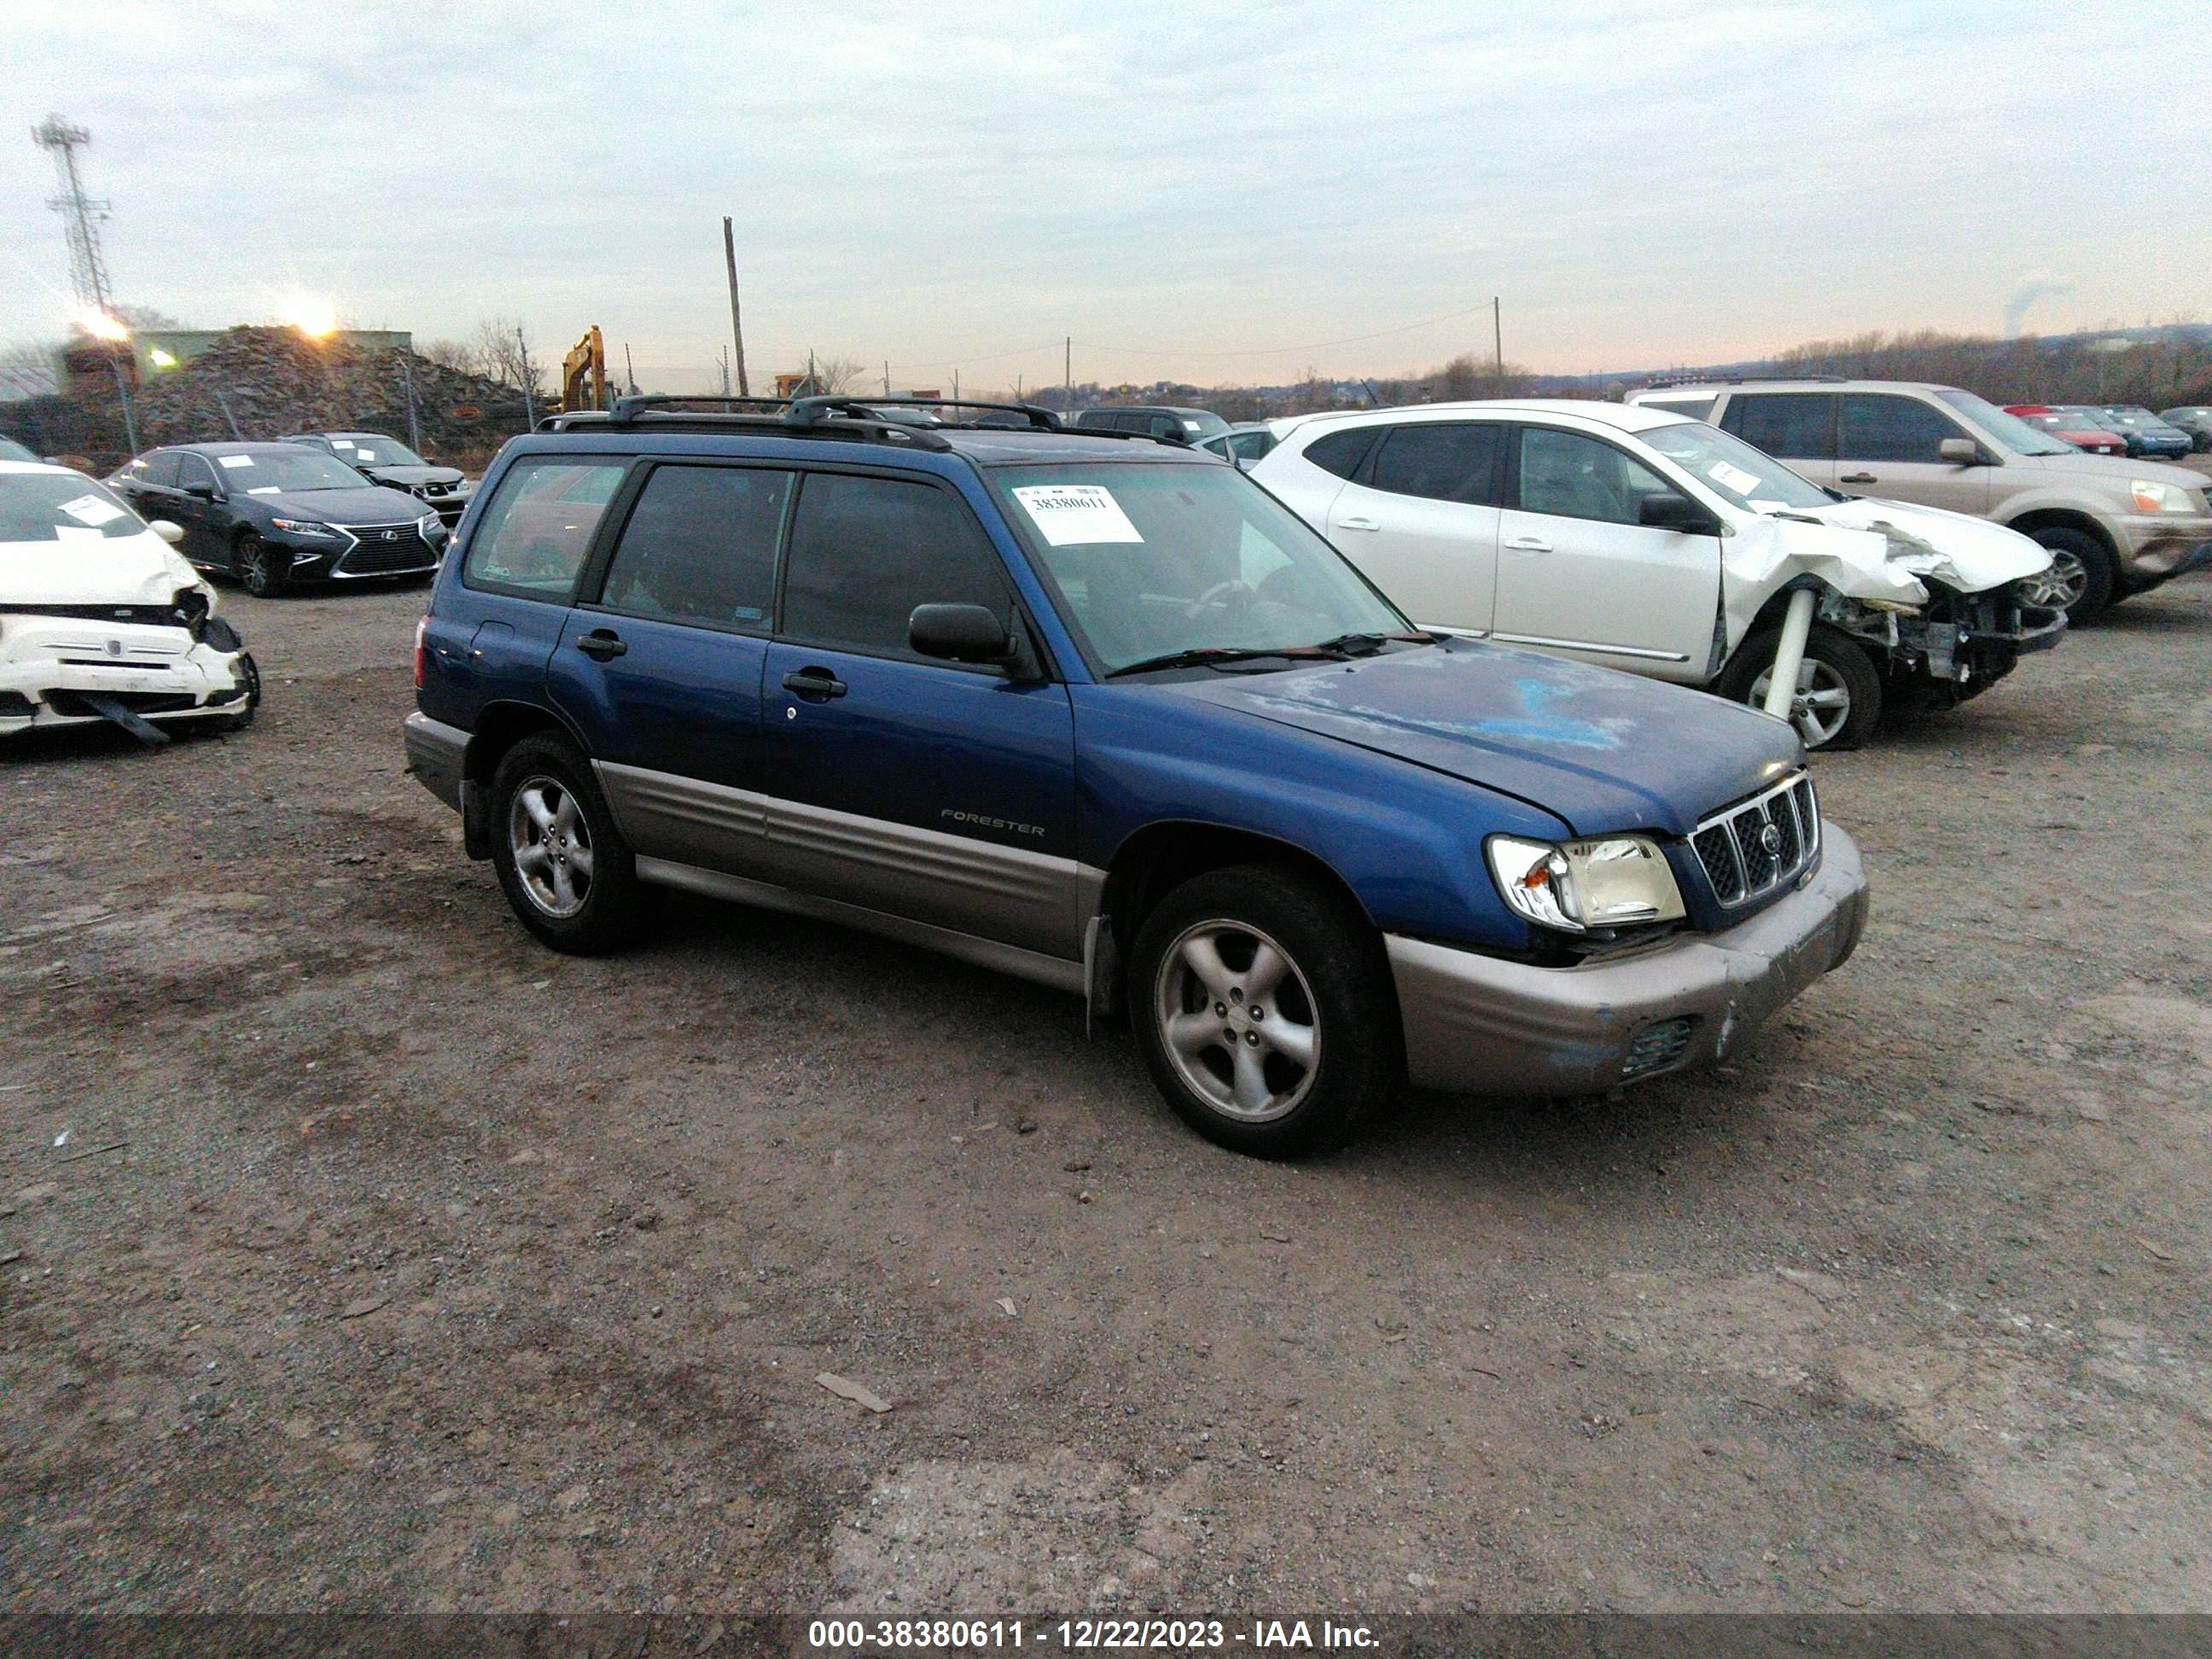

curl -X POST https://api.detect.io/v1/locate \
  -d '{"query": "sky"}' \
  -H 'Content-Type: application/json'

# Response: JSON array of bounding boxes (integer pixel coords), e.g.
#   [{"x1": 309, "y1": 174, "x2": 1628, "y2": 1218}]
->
[{"x1": 3, "y1": 1, "x2": 2207, "y2": 393}]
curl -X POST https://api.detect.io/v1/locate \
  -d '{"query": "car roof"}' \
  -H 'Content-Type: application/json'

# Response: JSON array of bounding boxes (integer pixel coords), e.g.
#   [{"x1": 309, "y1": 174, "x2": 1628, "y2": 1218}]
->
[
  {"x1": 166, "y1": 440, "x2": 326, "y2": 455},
  {"x1": 1278, "y1": 399, "x2": 1695, "y2": 438},
  {"x1": 508, "y1": 425, "x2": 1217, "y2": 469},
  {"x1": 1633, "y1": 377, "x2": 1962, "y2": 397}
]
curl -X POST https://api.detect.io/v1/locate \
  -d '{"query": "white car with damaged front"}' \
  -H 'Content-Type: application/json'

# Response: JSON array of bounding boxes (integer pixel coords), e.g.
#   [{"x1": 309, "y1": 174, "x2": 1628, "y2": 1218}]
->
[
  {"x1": 1, "y1": 461, "x2": 259, "y2": 743},
  {"x1": 1249, "y1": 400, "x2": 2064, "y2": 749}
]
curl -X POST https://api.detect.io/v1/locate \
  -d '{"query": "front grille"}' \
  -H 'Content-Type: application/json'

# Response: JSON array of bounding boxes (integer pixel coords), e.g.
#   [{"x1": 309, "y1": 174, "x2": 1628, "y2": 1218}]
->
[
  {"x1": 335, "y1": 523, "x2": 439, "y2": 576},
  {"x1": 1692, "y1": 773, "x2": 1820, "y2": 910},
  {"x1": 46, "y1": 689, "x2": 199, "y2": 717},
  {"x1": 1622, "y1": 1016, "x2": 1696, "y2": 1080}
]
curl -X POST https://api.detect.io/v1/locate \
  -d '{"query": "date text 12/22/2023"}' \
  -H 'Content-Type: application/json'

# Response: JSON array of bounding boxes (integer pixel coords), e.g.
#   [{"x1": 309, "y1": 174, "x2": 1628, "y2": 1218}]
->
[{"x1": 807, "y1": 1620, "x2": 1380, "y2": 1650}]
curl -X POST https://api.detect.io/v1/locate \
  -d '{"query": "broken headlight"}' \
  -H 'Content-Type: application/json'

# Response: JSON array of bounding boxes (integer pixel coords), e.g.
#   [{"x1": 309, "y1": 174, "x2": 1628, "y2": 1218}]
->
[
  {"x1": 1487, "y1": 834, "x2": 1687, "y2": 934},
  {"x1": 171, "y1": 585, "x2": 210, "y2": 632}
]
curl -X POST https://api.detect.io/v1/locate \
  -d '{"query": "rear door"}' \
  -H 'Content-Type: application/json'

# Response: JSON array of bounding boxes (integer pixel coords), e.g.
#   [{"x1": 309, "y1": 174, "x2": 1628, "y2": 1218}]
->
[
  {"x1": 424, "y1": 454, "x2": 629, "y2": 729},
  {"x1": 546, "y1": 461, "x2": 792, "y2": 868},
  {"x1": 1318, "y1": 421, "x2": 1504, "y2": 636},
  {"x1": 1489, "y1": 423, "x2": 1720, "y2": 682},
  {"x1": 1720, "y1": 393, "x2": 1839, "y2": 488},
  {"x1": 756, "y1": 469, "x2": 1080, "y2": 960},
  {"x1": 1832, "y1": 393, "x2": 1992, "y2": 514}
]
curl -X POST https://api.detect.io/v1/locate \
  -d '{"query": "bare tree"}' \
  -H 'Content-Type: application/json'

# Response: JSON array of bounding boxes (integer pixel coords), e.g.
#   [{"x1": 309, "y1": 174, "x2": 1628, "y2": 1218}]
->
[
  {"x1": 467, "y1": 316, "x2": 549, "y2": 398},
  {"x1": 810, "y1": 355, "x2": 867, "y2": 396},
  {"x1": 418, "y1": 339, "x2": 475, "y2": 375}
]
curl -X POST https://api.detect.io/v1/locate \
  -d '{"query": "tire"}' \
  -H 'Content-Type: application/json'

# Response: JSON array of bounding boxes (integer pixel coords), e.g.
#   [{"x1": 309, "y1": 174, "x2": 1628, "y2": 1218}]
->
[
  {"x1": 1126, "y1": 863, "x2": 1403, "y2": 1158},
  {"x1": 488, "y1": 733, "x2": 646, "y2": 954},
  {"x1": 2013, "y1": 527, "x2": 2114, "y2": 624},
  {"x1": 213, "y1": 650, "x2": 260, "y2": 734},
  {"x1": 236, "y1": 532, "x2": 287, "y2": 597},
  {"x1": 1716, "y1": 623, "x2": 1882, "y2": 752}
]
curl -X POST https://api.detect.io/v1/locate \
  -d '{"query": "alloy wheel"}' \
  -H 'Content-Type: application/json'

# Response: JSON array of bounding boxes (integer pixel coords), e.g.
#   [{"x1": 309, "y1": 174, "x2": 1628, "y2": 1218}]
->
[
  {"x1": 2016, "y1": 550, "x2": 2087, "y2": 613},
  {"x1": 508, "y1": 776, "x2": 596, "y2": 918},
  {"x1": 1153, "y1": 919, "x2": 1320, "y2": 1123},
  {"x1": 1746, "y1": 658, "x2": 1854, "y2": 748}
]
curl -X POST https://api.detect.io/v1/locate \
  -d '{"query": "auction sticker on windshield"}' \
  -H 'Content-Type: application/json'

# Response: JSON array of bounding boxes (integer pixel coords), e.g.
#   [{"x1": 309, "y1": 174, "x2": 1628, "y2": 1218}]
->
[
  {"x1": 57, "y1": 494, "x2": 125, "y2": 527},
  {"x1": 1708, "y1": 461, "x2": 1761, "y2": 496},
  {"x1": 1011, "y1": 484, "x2": 1144, "y2": 547},
  {"x1": 218, "y1": 455, "x2": 256, "y2": 469}
]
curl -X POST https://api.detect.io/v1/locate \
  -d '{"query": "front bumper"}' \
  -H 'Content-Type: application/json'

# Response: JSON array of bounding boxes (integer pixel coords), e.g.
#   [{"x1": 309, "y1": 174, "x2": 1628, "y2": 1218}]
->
[
  {"x1": 0, "y1": 618, "x2": 253, "y2": 734},
  {"x1": 2114, "y1": 512, "x2": 2212, "y2": 579},
  {"x1": 1388, "y1": 824, "x2": 1869, "y2": 1097}
]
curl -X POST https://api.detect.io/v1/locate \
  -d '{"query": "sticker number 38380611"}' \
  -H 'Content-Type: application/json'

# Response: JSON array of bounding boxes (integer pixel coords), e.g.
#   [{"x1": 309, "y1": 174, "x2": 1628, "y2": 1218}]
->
[{"x1": 1010, "y1": 484, "x2": 1145, "y2": 547}]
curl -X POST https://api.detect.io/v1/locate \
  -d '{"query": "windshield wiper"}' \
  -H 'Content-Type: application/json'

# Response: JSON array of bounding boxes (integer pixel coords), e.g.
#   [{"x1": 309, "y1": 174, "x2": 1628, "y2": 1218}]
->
[
  {"x1": 1307, "y1": 629, "x2": 1438, "y2": 657},
  {"x1": 1103, "y1": 645, "x2": 1348, "y2": 679}
]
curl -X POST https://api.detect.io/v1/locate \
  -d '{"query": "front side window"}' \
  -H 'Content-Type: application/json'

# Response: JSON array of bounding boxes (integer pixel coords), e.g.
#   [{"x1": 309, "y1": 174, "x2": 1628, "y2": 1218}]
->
[
  {"x1": 1837, "y1": 394, "x2": 1968, "y2": 463},
  {"x1": 1367, "y1": 422, "x2": 1501, "y2": 505},
  {"x1": 598, "y1": 464, "x2": 789, "y2": 629},
  {"x1": 781, "y1": 473, "x2": 1010, "y2": 658},
  {"x1": 126, "y1": 451, "x2": 182, "y2": 489},
  {"x1": 1724, "y1": 393, "x2": 1837, "y2": 461},
  {"x1": 1515, "y1": 428, "x2": 1674, "y2": 526},
  {"x1": 177, "y1": 454, "x2": 218, "y2": 493},
  {"x1": 0, "y1": 472, "x2": 148, "y2": 544},
  {"x1": 463, "y1": 457, "x2": 628, "y2": 600},
  {"x1": 985, "y1": 462, "x2": 1405, "y2": 673}
]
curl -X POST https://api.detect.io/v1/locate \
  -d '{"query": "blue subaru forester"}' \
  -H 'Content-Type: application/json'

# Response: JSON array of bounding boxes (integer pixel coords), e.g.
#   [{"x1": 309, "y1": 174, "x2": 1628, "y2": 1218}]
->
[{"x1": 405, "y1": 397, "x2": 1868, "y2": 1157}]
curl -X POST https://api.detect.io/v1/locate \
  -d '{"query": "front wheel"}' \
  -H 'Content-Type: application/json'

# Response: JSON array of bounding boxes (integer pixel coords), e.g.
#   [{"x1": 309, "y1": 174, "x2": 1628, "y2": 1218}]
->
[
  {"x1": 1717, "y1": 623, "x2": 1882, "y2": 751},
  {"x1": 1128, "y1": 864, "x2": 1402, "y2": 1158},
  {"x1": 2013, "y1": 527, "x2": 2113, "y2": 623},
  {"x1": 236, "y1": 533, "x2": 288, "y2": 597},
  {"x1": 489, "y1": 733, "x2": 647, "y2": 954}
]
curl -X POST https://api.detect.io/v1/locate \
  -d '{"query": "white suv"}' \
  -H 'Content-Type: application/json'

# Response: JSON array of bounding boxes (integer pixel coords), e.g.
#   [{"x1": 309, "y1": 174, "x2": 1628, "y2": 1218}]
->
[{"x1": 1248, "y1": 400, "x2": 2062, "y2": 750}]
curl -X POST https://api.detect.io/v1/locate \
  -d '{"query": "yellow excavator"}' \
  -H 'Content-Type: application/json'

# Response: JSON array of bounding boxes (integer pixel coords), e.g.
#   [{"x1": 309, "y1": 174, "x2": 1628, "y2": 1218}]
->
[{"x1": 557, "y1": 325, "x2": 610, "y2": 413}]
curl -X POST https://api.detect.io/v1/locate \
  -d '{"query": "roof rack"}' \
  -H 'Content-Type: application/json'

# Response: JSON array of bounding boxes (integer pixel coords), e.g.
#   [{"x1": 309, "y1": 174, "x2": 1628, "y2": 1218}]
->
[
  {"x1": 785, "y1": 395, "x2": 1064, "y2": 431},
  {"x1": 1641, "y1": 373, "x2": 1846, "y2": 389}
]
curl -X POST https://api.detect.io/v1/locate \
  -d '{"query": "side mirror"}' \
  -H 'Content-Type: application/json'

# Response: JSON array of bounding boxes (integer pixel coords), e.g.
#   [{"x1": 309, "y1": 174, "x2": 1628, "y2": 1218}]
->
[
  {"x1": 1638, "y1": 492, "x2": 1720, "y2": 534},
  {"x1": 148, "y1": 519, "x2": 184, "y2": 545},
  {"x1": 183, "y1": 482, "x2": 217, "y2": 501},
  {"x1": 1938, "y1": 437, "x2": 1982, "y2": 467},
  {"x1": 910, "y1": 602, "x2": 1016, "y2": 666}
]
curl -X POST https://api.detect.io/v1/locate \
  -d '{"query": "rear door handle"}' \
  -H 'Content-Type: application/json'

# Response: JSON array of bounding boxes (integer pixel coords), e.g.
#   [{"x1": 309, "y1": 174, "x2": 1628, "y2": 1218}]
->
[
  {"x1": 575, "y1": 629, "x2": 627, "y2": 661},
  {"x1": 782, "y1": 667, "x2": 848, "y2": 701},
  {"x1": 1839, "y1": 472, "x2": 1877, "y2": 484},
  {"x1": 1335, "y1": 515, "x2": 1379, "y2": 532},
  {"x1": 1505, "y1": 535, "x2": 1552, "y2": 552}
]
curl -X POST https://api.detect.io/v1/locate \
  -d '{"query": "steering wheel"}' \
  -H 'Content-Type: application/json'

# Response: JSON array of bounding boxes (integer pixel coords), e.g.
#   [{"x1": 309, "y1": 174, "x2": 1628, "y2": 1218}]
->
[{"x1": 1184, "y1": 579, "x2": 1258, "y2": 620}]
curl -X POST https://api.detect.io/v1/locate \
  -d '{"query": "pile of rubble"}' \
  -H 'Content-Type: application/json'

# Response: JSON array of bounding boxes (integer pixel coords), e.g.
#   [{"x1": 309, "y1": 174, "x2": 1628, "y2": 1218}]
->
[{"x1": 126, "y1": 327, "x2": 534, "y2": 466}]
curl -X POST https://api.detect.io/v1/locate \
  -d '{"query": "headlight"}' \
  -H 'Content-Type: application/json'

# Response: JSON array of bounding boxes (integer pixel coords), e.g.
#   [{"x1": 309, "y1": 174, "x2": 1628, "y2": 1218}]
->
[
  {"x1": 417, "y1": 512, "x2": 447, "y2": 543},
  {"x1": 170, "y1": 585, "x2": 210, "y2": 632},
  {"x1": 270, "y1": 517, "x2": 340, "y2": 538},
  {"x1": 1487, "y1": 834, "x2": 1687, "y2": 933},
  {"x1": 2129, "y1": 480, "x2": 2195, "y2": 514}
]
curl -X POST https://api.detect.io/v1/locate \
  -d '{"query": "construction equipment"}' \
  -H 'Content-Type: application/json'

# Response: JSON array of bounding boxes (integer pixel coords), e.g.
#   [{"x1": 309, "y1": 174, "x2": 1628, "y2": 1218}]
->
[{"x1": 558, "y1": 325, "x2": 609, "y2": 414}]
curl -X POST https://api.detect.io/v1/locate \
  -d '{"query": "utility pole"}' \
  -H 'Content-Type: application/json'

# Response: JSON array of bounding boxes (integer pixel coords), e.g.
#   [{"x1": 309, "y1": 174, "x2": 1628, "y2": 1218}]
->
[
  {"x1": 807, "y1": 350, "x2": 817, "y2": 397},
  {"x1": 883, "y1": 361, "x2": 891, "y2": 397},
  {"x1": 33, "y1": 115, "x2": 114, "y2": 315},
  {"x1": 721, "y1": 215, "x2": 750, "y2": 397},
  {"x1": 952, "y1": 369, "x2": 959, "y2": 403},
  {"x1": 212, "y1": 387, "x2": 243, "y2": 440},
  {"x1": 1064, "y1": 335, "x2": 1072, "y2": 411},
  {"x1": 517, "y1": 325, "x2": 536, "y2": 428},
  {"x1": 399, "y1": 352, "x2": 422, "y2": 452},
  {"x1": 1493, "y1": 296, "x2": 1504, "y2": 393},
  {"x1": 624, "y1": 341, "x2": 637, "y2": 395},
  {"x1": 719, "y1": 348, "x2": 731, "y2": 395}
]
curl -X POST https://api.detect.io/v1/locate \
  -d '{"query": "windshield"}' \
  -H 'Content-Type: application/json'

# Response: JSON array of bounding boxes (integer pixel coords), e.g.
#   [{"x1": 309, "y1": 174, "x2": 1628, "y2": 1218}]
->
[
  {"x1": 1, "y1": 473, "x2": 147, "y2": 544},
  {"x1": 1935, "y1": 390, "x2": 2074, "y2": 455},
  {"x1": 210, "y1": 449, "x2": 374, "y2": 493},
  {"x1": 984, "y1": 462, "x2": 1407, "y2": 673},
  {"x1": 1639, "y1": 420, "x2": 1831, "y2": 512},
  {"x1": 329, "y1": 434, "x2": 424, "y2": 466},
  {"x1": 0, "y1": 437, "x2": 38, "y2": 463}
]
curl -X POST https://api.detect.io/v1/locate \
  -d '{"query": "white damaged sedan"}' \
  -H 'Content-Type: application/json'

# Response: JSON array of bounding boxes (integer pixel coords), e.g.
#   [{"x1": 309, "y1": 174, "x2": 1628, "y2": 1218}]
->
[{"x1": 1, "y1": 461, "x2": 259, "y2": 743}]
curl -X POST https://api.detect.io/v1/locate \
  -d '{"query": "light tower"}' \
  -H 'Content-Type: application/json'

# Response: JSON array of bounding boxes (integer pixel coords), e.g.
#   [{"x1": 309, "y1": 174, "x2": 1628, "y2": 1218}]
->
[{"x1": 32, "y1": 114, "x2": 115, "y2": 315}]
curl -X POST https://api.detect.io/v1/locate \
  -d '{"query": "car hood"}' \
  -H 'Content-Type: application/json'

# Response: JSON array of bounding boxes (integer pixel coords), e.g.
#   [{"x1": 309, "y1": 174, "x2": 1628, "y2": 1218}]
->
[
  {"x1": 358, "y1": 463, "x2": 466, "y2": 487},
  {"x1": 1160, "y1": 640, "x2": 1802, "y2": 838},
  {"x1": 1801, "y1": 495, "x2": 2050, "y2": 591},
  {"x1": 2005, "y1": 450, "x2": 2207, "y2": 487},
  {"x1": 240, "y1": 486, "x2": 433, "y2": 525},
  {"x1": 1, "y1": 528, "x2": 206, "y2": 607}
]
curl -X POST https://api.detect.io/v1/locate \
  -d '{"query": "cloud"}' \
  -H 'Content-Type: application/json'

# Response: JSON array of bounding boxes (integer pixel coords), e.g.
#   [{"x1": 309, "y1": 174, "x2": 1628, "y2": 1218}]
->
[{"x1": 2002, "y1": 274, "x2": 2074, "y2": 339}]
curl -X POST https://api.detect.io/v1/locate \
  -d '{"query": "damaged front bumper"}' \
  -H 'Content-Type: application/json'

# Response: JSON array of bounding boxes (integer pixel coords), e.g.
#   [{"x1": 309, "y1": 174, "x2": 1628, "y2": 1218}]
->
[
  {"x1": 1834, "y1": 584, "x2": 2064, "y2": 698},
  {"x1": 0, "y1": 614, "x2": 253, "y2": 736},
  {"x1": 1388, "y1": 824, "x2": 1868, "y2": 1097}
]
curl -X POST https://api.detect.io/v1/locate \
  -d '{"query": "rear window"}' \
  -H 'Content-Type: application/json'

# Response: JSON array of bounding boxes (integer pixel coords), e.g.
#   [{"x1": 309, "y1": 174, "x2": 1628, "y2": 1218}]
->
[
  {"x1": 1637, "y1": 394, "x2": 1718, "y2": 422},
  {"x1": 463, "y1": 457, "x2": 627, "y2": 602},
  {"x1": 1724, "y1": 393, "x2": 1837, "y2": 461},
  {"x1": 1366, "y1": 422, "x2": 1501, "y2": 505}
]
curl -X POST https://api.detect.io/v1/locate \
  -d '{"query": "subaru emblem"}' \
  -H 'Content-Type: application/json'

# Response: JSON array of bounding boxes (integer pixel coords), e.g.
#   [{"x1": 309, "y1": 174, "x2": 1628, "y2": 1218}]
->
[{"x1": 1760, "y1": 823, "x2": 1783, "y2": 855}]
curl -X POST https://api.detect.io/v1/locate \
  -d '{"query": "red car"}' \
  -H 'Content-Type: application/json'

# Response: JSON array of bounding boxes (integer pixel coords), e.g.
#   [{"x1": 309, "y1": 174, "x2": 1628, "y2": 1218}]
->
[{"x1": 2003, "y1": 405, "x2": 2126, "y2": 457}]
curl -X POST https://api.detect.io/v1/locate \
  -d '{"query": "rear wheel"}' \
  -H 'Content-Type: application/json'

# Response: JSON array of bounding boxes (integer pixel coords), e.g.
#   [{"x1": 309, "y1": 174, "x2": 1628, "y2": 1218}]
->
[
  {"x1": 1718, "y1": 624, "x2": 1881, "y2": 751},
  {"x1": 236, "y1": 533, "x2": 287, "y2": 597},
  {"x1": 2016, "y1": 527, "x2": 2114, "y2": 623},
  {"x1": 489, "y1": 734, "x2": 646, "y2": 954},
  {"x1": 1128, "y1": 864, "x2": 1402, "y2": 1158}
]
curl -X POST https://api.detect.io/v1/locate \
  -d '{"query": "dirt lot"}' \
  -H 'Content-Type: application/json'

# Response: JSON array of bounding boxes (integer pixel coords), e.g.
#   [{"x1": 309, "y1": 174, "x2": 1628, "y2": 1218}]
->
[{"x1": 3, "y1": 564, "x2": 2209, "y2": 1617}]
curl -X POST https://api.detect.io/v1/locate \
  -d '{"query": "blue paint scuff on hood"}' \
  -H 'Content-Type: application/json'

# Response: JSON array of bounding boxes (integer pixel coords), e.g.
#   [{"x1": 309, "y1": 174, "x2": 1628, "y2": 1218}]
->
[{"x1": 1157, "y1": 640, "x2": 1802, "y2": 837}]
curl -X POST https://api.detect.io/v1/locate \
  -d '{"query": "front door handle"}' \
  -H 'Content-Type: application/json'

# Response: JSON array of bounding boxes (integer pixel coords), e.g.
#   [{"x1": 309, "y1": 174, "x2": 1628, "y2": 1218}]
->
[
  {"x1": 1839, "y1": 472, "x2": 1877, "y2": 485},
  {"x1": 575, "y1": 629, "x2": 627, "y2": 661},
  {"x1": 782, "y1": 667, "x2": 848, "y2": 701},
  {"x1": 1505, "y1": 535, "x2": 1553, "y2": 553},
  {"x1": 1335, "y1": 515, "x2": 1380, "y2": 532}
]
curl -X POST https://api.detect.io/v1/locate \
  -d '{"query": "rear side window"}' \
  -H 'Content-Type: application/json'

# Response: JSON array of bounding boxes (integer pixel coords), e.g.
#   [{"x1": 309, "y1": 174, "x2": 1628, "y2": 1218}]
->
[
  {"x1": 1724, "y1": 393, "x2": 1837, "y2": 461},
  {"x1": 781, "y1": 473, "x2": 1010, "y2": 659},
  {"x1": 1301, "y1": 428, "x2": 1379, "y2": 480},
  {"x1": 1514, "y1": 427, "x2": 1672, "y2": 525},
  {"x1": 463, "y1": 457, "x2": 627, "y2": 601},
  {"x1": 1837, "y1": 394, "x2": 1967, "y2": 463},
  {"x1": 1639, "y1": 394, "x2": 1717, "y2": 422},
  {"x1": 1367, "y1": 422, "x2": 1502, "y2": 505},
  {"x1": 597, "y1": 464, "x2": 791, "y2": 629}
]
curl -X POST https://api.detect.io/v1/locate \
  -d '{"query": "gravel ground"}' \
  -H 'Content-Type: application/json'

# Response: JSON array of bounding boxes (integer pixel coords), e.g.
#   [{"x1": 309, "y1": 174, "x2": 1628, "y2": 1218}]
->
[{"x1": 3, "y1": 562, "x2": 2209, "y2": 1616}]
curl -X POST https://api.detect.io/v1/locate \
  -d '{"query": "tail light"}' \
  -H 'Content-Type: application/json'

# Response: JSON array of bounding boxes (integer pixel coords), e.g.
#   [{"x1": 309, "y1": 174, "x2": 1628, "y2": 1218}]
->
[{"x1": 413, "y1": 615, "x2": 428, "y2": 689}]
